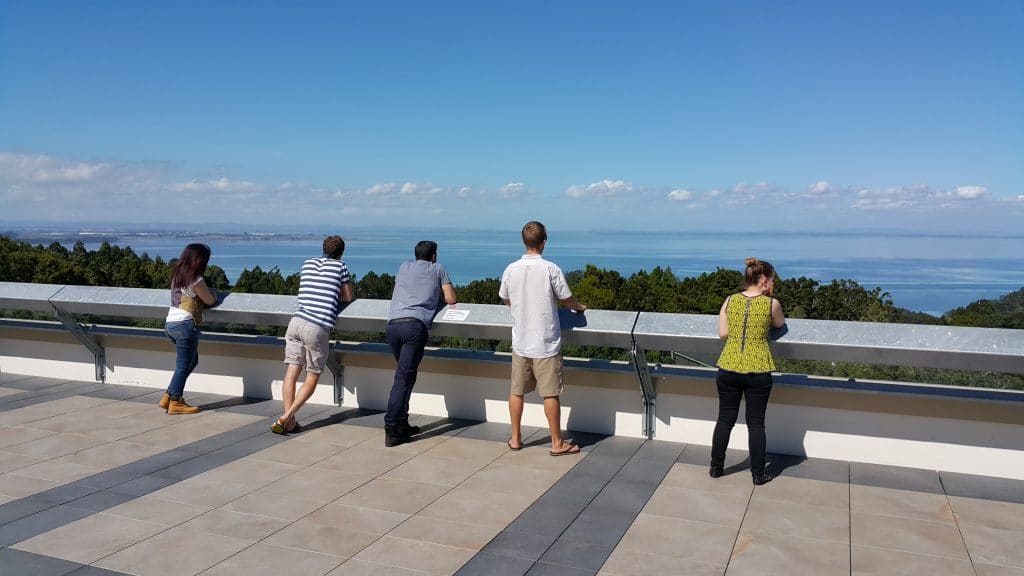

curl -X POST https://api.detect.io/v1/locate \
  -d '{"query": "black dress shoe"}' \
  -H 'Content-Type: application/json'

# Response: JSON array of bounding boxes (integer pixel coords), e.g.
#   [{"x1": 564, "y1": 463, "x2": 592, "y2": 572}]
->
[{"x1": 709, "y1": 466, "x2": 723, "y2": 478}]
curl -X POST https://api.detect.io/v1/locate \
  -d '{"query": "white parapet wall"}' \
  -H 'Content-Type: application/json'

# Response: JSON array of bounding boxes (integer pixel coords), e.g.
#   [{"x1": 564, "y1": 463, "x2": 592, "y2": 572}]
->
[{"x1": 1, "y1": 323, "x2": 1022, "y2": 479}]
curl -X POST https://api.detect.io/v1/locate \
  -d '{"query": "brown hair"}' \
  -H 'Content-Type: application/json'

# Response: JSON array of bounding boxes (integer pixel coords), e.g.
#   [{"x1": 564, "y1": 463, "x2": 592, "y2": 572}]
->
[
  {"x1": 323, "y1": 235, "x2": 345, "y2": 259},
  {"x1": 744, "y1": 257, "x2": 776, "y2": 287},
  {"x1": 171, "y1": 243, "x2": 211, "y2": 290},
  {"x1": 521, "y1": 221, "x2": 547, "y2": 250}
]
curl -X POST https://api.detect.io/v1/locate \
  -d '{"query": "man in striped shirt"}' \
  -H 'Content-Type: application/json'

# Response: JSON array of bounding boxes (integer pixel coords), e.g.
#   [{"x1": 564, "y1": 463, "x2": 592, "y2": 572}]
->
[{"x1": 271, "y1": 235, "x2": 353, "y2": 435}]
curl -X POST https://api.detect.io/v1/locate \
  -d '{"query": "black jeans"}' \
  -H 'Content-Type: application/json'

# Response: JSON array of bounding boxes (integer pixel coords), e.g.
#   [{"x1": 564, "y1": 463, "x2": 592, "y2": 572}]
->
[
  {"x1": 385, "y1": 318, "x2": 429, "y2": 426},
  {"x1": 710, "y1": 369, "x2": 773, "y2": 475}
]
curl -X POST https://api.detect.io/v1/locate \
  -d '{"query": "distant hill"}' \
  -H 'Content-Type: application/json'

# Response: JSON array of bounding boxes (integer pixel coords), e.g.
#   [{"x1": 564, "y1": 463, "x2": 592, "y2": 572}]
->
[{"x1": 944, "y1": 287, "x2": 1024, "y2": 329}]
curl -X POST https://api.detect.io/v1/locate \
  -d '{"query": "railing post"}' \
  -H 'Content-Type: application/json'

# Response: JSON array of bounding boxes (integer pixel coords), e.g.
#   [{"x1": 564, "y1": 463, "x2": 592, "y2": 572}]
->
[
  {"x1": 51, "y1": 308, "x2": 106, "y2": 383},
  {"x1": 326, "y1": 355, "x2": 344, "y2": 406},
  {"x1": 630, "y1": 342, "x2": 657, "y2": 439}
]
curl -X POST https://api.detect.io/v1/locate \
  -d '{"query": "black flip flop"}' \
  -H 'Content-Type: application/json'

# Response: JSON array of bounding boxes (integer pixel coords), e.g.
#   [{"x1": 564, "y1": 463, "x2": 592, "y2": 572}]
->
[{"x1": 507, "y1": 438, "x2": 522, "y2": 451}]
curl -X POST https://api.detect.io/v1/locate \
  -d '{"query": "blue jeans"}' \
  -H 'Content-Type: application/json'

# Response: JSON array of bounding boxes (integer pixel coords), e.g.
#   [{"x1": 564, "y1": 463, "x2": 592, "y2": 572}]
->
[
  {"x1": 711, "y1": 369, "x2": 773, "y2": 475},
  {"x1": 166, "y1": 319, "x2": 199, "y2": 397},
  {"x1": 385, "y1": 318, "x2": 428, "y2": 426}
]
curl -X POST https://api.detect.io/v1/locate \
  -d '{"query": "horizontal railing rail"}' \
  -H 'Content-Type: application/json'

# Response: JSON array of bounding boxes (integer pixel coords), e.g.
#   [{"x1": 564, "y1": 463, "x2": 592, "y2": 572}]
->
[
  {"x1": 3, "y1": 281, "x2": 1020, "y2": 373},
  {"x1": 3, "y1": 281, "x2": 1023, "y2": 438}
]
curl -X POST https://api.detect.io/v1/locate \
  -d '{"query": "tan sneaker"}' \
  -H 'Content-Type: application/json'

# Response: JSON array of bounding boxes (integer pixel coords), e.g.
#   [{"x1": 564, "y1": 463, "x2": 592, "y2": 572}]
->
[
  {"x1": 167, "y1": 397, "x2": 200, "y2": 415},
  {"x1": 158, "y1": 393, "x2": 171, "y2": 410}
]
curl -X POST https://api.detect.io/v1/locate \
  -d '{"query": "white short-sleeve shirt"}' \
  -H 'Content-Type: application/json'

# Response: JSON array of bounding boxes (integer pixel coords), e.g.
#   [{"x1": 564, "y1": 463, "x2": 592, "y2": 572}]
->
[{"x1": 499, "y1": 254, "x2": 572, "y2": 358}]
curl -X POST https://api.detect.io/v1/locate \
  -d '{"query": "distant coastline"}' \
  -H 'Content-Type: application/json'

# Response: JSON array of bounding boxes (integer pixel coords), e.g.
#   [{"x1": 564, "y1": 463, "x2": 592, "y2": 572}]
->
[{"x1": 4, "y1": 225, "x2": 1023, "y2": 316}]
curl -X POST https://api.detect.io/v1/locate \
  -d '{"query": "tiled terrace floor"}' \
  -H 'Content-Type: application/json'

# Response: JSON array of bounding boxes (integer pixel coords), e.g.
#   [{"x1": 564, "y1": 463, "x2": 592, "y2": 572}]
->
[{"x1": 1, "y1": 373, "x2": 1023, "y2": 576}]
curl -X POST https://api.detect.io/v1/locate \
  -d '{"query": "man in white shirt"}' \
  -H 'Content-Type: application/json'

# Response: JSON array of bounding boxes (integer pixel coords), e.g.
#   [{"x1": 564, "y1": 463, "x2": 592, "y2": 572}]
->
[{"x1": 499, "y1": 221, "x2": 586, "y2": 456}]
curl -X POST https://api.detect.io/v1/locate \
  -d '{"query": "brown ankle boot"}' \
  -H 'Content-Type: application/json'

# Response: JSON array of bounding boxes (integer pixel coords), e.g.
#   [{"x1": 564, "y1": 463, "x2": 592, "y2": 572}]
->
[
  {"x1": 158, "y1": 393, "x2": 171, "y2": 410},
  {"x1": 167, "y1": 396, "x2": 200, "y2": 414}
]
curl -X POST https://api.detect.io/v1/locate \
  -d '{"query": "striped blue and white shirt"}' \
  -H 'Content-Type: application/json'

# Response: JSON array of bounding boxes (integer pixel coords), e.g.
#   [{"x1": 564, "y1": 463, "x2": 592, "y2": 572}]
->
[{"x1": 295, "y1": 257, "x2": 351, "y2": 330}]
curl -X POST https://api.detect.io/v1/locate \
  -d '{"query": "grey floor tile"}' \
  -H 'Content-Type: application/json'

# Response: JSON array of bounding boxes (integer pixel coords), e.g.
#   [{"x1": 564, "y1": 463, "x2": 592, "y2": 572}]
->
[
  {"x1": 482, "y1": 530, "x2": 559, "y2": 561},
  {"x1": 540, "y1": 458, "x2": 624, "y2": 507},
  {"x1": 455, "y1": 552, "x2": 534, "y2": 576},
  {"x1": 559, "y1": 506, "x2": 636, "y2": 549},
  {"x1": 598, "y1": 548, "x2": 724, "y2": 576},
  {"x1": 0, "y1": 497, "x2": 59, "y2": 526},
  {"x1": 767, "y1": 453, "x2": 850, "y2": 483},
  {"x1": 66, "y1": 490, "x2": 137, "y2": 512},
  {"x1": 539, "y1": 538, "x2": 613, "y2": 571},
  {"x1": 852, "y1": 511, "x2": 969, "y2": 559},
  {"x1": 0, "y1": 547, "x2": 83, "y2": 576},
  {"x1": 0, "y1": 502, "x2": 96, "y2": 545},
  {"x1": 973, "y1": 564, "x2": 1024, "y2": 576},
  {"x1": 148, "y1": 452, "x2": 238, "y2": 481},
  {"x1": 630, "y1": 440, "x2": 685, "y2": 463},
  {"x1": 941, "y1": 471, "x2": 1024, "y2": 504},
  {"x1": 677, "y1": 445, "x2": 746, "y2": 470},
  {"x1": 958, "y1": 522, "x2": 1024, "y2": 569},
  {"x1": 107, "y1": 475, "x2": 177, "y2": 497},
  {"x1": 27, "y1": 484, "x2": 99, "y2": 506},
  {"x1": 616, "y1": 513, "x2": 737, "y2": 567},
  {"x1": 455, "y1": 421, "x2": 539, "y2": 443},
  {"x1": 507, "y1": 500, "x2": 587, "y2": 538},
  {"x1": 588, "y1": 479, "x2": 657, "y2": 515},
  {"x1": 850, "y1": 462, "x2": 942, "y2": 494},
  {"x1": 81, "y1": 385, "x2": 155, "y2": 401},
  {"x1": 66, "y1": 567, "x2": 134, "y2": 576},
  {"x1": 584, "y1": 437, "x2": 642, "y2": 462},
  {"x1": 851, "y1": 545, "x2": 975, "y2": 576},
  {"x1": 728, "y1": 529, "x2": 849, "y2": 575},
  {"x1": 525, "y1": 561, "x2": 595, "y2": 576},
  {"x1": 200, "y1": 542, "x2": 345, "y2": 576}
]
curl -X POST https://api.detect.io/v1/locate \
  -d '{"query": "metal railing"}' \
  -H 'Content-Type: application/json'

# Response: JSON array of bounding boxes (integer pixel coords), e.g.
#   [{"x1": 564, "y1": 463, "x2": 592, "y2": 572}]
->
[{"x1": 2, "y1": 281, "x2": 1022, "y2": 438}]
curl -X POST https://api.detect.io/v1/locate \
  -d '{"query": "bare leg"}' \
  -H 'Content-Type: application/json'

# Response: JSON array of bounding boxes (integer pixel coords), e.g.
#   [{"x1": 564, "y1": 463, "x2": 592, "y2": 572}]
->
[
  {"x1": 508, "y1": 393, "x2": 524, "y2": 448},
  {"x1": 281, "y1": 371, "x2": 321, "y2": 423},
  {"x1": 281, "y1": 364, "x2": 302, "y2": 419},
  {"x1": 543, "y1": 395, "x2": 565, "y2": 450}
]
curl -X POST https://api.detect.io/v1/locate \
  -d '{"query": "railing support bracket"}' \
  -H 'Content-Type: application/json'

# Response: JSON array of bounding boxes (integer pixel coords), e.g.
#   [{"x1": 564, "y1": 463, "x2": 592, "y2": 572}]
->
[
  {"x1": 631, "y1": 342, "x2": 656, "y2": 439},
  {"x1": 326, "y1": 355, "x2": 344, "y2": 406},
  {"x1": 52, "y1": 308, "x2": 106, "y2": 383}
]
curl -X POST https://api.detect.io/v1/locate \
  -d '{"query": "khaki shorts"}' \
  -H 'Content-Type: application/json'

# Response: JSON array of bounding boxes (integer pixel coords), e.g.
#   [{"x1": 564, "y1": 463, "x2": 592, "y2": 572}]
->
[
  {"x1": 284, "y1": 317, "x2": 331, "y2": 374},
  {"x1": 511, "y1": 352, "x2": 564, "y2": 397}
]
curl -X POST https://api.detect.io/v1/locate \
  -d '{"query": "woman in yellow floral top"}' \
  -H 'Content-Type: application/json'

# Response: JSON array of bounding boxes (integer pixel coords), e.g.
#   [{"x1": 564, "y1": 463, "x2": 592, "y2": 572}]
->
[{"x1": 710, "y1": 258, "x2": 786, "y2": 485}]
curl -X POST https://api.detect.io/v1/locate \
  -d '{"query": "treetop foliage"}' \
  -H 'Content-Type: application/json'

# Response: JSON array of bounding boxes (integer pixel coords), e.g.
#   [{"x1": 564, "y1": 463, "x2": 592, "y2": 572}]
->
[{"x1": 2, "y1": 235, "x2": 1019, "y2": 328}]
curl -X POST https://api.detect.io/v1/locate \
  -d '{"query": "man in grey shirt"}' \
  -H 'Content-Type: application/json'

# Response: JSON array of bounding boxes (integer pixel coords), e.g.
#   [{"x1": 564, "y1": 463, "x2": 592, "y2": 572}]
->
[{"x1": 384, "y1": 241, "x2": 457, "y2": 447}]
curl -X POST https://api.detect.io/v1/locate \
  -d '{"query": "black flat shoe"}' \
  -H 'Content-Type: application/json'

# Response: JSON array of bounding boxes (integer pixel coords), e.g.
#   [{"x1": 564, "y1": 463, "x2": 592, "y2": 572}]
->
[
  {"x1": 709, "y1": 466, "x2": 723, "y2": 478},
  {"x1": 752, "y1": 472, "x2": 773, "y2": 485}
]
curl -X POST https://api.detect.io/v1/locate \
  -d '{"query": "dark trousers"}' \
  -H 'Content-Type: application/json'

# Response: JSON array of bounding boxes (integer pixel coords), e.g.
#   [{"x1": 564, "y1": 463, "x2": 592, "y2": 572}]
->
[
  {"x1": 385, "y1": 318, "x2": 428, "y2": 426},
  {"x1": 710, "y1": 369, "x2": 773, "y2": 475}
]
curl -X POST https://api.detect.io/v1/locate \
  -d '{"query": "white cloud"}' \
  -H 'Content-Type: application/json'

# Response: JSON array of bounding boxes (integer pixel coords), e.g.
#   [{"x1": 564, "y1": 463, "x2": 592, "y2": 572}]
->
[
  {"x1": 667, "y1": 189, "x2": 693, "y2": 201},
  {"x1": 565, "y1": 179, "x2": 634, "y2": 199},
  {"x1": 807, "y1": 180, "x2": 832, "y2": 195},
  {"x1": 498, "y1": 182, "x2": 527, "y2": 199},
  {"x1": 0, "y1": 153, "x2": 111, "y2": 184},
  {"x1": 954, "y1": 185, "x2": 987, "y2": 199},
  {"x1": 731, "y1": 181, "x2": 775, "y2": 195},
  {"x1": 171, "y1": 177, "x2": 261, "y2": 193},
  {"x1": 365, "y1": 182, "x2": 399, "y2": 195},
  {"x1": 850, "y1": 184, "x2": 993, "y2": 210}
]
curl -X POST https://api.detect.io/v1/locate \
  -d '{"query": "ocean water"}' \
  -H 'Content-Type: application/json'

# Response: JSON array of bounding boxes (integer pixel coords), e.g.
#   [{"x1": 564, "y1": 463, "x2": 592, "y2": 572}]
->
[{"x1": 82, "y1": 229, "x2": 1024, "y2": 316}]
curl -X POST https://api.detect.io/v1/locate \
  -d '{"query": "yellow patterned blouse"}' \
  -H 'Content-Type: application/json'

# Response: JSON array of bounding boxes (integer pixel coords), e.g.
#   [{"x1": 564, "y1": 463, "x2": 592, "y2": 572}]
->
[{"x1": 717, "y1": 293, "x2": 776, "y2": 373}]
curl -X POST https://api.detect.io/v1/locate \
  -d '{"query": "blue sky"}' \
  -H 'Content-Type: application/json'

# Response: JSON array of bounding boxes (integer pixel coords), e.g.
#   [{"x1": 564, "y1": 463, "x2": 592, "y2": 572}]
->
[{"x1": 1, "y1": 1, "x2": 1021, "y2": 232}]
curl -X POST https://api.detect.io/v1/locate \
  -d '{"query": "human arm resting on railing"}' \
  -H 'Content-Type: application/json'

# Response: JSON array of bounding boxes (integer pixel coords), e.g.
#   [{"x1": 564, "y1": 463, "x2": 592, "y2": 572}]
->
[{"x1": 442, "y1": 283, "x2": 457, "y2": 306}]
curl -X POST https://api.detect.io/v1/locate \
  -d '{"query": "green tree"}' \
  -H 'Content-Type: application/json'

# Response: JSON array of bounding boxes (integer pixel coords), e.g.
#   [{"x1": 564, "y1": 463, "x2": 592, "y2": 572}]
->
[
  {"x1": 457, "y1": 278, "x2": 502, "y2": 304},
  {"x1": 354, "y1": 272, "x2": 396, "y2": 299}
]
